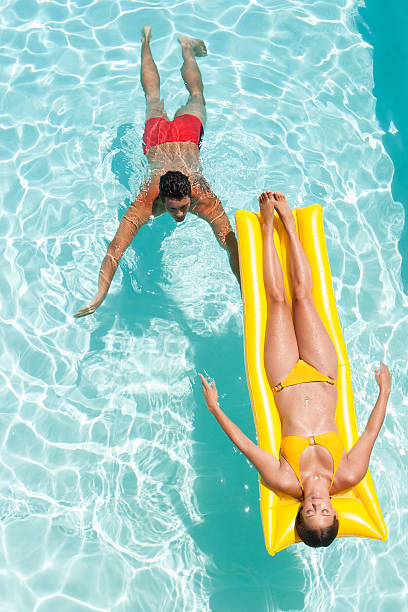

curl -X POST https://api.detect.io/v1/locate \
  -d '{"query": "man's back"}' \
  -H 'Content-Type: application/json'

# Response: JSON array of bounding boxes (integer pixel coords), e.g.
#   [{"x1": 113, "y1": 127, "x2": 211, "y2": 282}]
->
[{"x1": 145, "y1": 140, "x2": 203, "y2": 176}]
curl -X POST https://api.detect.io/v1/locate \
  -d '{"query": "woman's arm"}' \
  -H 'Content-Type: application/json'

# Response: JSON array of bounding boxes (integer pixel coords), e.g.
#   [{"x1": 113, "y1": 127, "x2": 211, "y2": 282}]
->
[
  {"x1": 200, "y1": 375, "x2": 296, "y2": 493},
  {"x1": 343, "y1": 362, "x2": 391, "y2": 485}
]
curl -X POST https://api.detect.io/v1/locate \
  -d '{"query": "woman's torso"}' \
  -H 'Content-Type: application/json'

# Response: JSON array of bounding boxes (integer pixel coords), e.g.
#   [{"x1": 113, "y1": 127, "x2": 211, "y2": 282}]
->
[
  {"x1": 275, "y1": 380, "x2": 339, "y2": 437},
  {"x1": 273, "y1": 381, "x2": 344, "y2": 492}
]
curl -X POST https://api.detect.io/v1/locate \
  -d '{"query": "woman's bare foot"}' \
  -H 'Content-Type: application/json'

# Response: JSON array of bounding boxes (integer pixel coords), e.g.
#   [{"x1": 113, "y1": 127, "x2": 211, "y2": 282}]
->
[
  {"x1": 259, "y1": 191, "x2": 276, "y2": 226},
  {"x1": 141, "y1": 25, "x2": 152, "y2": 44},
  {"x1": 271, "y1": 192, "x2": 290, "y2": 215},
  {"x1": 271, "y1": 192, "x2": 296, "y2": 230},
  {"x1": 261, "y1": 191, "x2": 296, "y2": 230},
  {"x1": 177, "y1": 35, "x2": 207, "y2": 57}
]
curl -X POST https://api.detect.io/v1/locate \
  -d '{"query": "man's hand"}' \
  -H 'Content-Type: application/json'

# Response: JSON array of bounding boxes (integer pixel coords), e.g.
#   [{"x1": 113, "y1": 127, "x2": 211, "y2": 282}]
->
[{"x1": 74, "y1": 291, "x2": 106, "y2": 318}]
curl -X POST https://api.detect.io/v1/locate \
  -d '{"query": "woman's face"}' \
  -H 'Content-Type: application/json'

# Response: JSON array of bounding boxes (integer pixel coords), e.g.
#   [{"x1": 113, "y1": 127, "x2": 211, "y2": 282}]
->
[{"x1": 301, "y1": 497, "x2": 337, "y2": 529}]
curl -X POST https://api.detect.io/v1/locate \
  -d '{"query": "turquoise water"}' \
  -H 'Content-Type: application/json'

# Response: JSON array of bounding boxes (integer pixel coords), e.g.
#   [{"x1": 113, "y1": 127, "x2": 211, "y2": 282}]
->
[
  {"x1": 1, "y1": 1, "x2": 407, "y2": 610},
  {"x1": 357, "y1": 0, "x2": 408, "y2": 292}
]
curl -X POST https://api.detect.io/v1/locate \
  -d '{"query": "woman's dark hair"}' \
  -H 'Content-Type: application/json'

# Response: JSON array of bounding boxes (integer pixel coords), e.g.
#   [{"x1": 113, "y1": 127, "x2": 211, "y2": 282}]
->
[
  {"x1": 159, "y1": 171, "x2": 191, "y2": 200},
  {"x1": 295, "y1": 506, "x2": 339, "y2": 548}
]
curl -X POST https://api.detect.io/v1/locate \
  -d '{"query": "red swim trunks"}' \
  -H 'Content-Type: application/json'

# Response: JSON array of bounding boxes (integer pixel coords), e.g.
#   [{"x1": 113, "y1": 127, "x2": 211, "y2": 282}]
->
[{"x1": 142, "y1": 114, "x2": 204, "y2": 154}]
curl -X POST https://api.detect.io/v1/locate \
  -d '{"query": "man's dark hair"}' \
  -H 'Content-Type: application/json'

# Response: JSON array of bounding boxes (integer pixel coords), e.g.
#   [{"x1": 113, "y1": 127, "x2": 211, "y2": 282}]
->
[
  {"x1": 159, "y1": 171, "x2": 191, "y2": 201},
  {"x1": 295, "y1": 506, "x2": 339, "y2": 548}
]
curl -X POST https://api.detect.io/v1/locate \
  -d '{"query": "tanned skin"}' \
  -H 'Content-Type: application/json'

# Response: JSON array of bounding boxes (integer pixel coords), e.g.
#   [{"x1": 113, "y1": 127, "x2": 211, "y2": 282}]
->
[
  {"x1": 201, "y1": 191, "x2": 391, "y2": 533},
  {"x1": 75, "y1": 26, "x2": 240, "y2": 318}
]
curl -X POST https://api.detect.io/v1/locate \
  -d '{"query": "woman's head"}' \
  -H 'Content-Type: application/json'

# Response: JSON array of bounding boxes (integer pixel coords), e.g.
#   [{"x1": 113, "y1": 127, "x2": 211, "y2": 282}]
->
[{"x1": 295, "y1": 502, "x2": 339, "y2": 548}]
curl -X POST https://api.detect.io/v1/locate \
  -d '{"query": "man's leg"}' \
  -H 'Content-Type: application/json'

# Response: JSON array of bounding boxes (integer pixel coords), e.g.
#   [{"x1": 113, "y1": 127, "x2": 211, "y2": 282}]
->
[
  {"x1": 141, "y1": 26, "x2": 168, "y2": 120},
  {"x1": 272, "y1": 193, "x2": 338, "y2": 379},
  {"x1": 174, "y1": 36, "x2": 207, "y2": 125}
]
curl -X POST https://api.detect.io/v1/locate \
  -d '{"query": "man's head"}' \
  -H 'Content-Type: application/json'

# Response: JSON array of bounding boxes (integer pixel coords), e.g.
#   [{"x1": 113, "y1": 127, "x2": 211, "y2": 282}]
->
[
  {"x1": 295, "y1": 499, "x2": 339, "y2": 548},
  {"x1": 159, "y1": 171, "x2": 191, "y2": 223}
]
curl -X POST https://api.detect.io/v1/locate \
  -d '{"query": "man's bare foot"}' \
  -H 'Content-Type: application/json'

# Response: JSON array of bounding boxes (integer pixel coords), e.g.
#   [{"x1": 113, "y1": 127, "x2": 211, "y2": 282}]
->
[
  {"x1": 177, "y1": 35, "x2": 207, "y2": 57},
  {"x1": 141, "y1": 25, "x2": 152, "y2": 44},
  {"x1": 259, "y1": 191, "x2": 276, "y2": 226}
]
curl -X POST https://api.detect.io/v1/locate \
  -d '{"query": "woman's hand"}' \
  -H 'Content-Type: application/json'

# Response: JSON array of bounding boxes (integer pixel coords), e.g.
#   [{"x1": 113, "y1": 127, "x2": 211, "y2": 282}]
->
[
  {"x1": 375, "y1": 361, "x2": 391, "y2": 394},
  {"x1": 346, "y1": 361, "x2": 391, "y2": 484},
  {"x1": 74, "y1": 291, "x2": 106, "y2": 318},
  {"x1": 199, "y1": 374, "x2": 219, "y2": 413}
]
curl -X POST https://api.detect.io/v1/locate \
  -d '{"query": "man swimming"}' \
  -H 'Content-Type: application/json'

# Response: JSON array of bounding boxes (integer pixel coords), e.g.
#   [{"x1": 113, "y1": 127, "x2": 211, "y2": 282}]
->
[{"x1": 74, "y1": 26, "x2": 240, "y2": 318}]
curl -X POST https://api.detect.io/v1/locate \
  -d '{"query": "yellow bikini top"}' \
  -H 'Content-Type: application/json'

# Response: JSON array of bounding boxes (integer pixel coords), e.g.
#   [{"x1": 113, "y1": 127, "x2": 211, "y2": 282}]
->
[
  {"x1": 280, "y1": 432, "x2": 345, "y2": 488},
  {"x1": 271, "y1": 359, "x2": 336, "y2": 394}
]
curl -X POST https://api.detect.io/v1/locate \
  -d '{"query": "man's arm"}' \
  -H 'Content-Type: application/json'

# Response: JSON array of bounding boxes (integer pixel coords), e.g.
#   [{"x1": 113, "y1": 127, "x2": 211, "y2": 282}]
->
[
  {"x1": 338, "y1": 362, "x2": 391, "y2": 488},
  {"x1": 191, "y1": 184, "x2": 240, "y2": 284},
  {"x1": 74, "y1": 182, "x2": 159, "y2": 318}
]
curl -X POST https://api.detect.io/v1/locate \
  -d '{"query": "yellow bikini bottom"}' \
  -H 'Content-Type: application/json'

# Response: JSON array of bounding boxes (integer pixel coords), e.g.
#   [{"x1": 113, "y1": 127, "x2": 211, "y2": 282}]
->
[{"x1": 271, "y1": 359, "x2": 336, "y2": 394}]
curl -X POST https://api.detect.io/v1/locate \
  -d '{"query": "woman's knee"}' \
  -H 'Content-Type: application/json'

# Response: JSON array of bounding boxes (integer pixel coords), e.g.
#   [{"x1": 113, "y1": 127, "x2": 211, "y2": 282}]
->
[
  {"x1": 265, "y1": 285, "x2": 287, "y2": 304},
  {"x1": 292, "y1": 280, "x2": 313, "y2": 302}
]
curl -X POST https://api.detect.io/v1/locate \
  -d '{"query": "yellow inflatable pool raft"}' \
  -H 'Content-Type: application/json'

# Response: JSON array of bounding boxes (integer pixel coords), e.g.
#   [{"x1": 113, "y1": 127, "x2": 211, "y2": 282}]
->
[{"x1": 235, "y1": 205, "x2": 387, "y2": 555}]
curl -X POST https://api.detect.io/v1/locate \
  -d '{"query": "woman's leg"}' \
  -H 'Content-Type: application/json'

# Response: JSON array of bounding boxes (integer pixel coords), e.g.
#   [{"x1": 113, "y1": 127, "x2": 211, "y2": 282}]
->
[
  {"x1": 174, "y1": 36, "x2": 207, "y2": 126},
  {"x1": 140, "y1": 26, "x2": 168, "y2": 120},
  {"x1": 272, "y1": 193, "x2": 338, "y2": 378},
  {"x1": 260, "y1": 192, "x2": 299, "y2": 387}
]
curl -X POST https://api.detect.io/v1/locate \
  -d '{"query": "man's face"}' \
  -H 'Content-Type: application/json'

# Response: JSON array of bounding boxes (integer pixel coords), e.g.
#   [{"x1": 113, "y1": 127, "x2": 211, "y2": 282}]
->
[{"x1": 164, "y1": 195, "x2": 191, "y2": 223}]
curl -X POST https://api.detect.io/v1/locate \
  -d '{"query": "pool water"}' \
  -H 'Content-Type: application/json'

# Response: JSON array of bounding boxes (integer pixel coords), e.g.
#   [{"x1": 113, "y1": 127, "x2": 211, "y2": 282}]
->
[
  {"x1": 0, "y1": 1, "x2": 407, "y2": 610},
  {"x1": 357, "y1": 0, "x2": 408, "y2": 293}
]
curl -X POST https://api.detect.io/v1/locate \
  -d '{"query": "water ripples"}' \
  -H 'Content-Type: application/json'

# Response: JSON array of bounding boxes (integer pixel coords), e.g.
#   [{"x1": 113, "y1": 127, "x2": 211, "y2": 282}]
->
[{"x1": 1, "y1": 0, "x2": 407, "y2": 610}]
